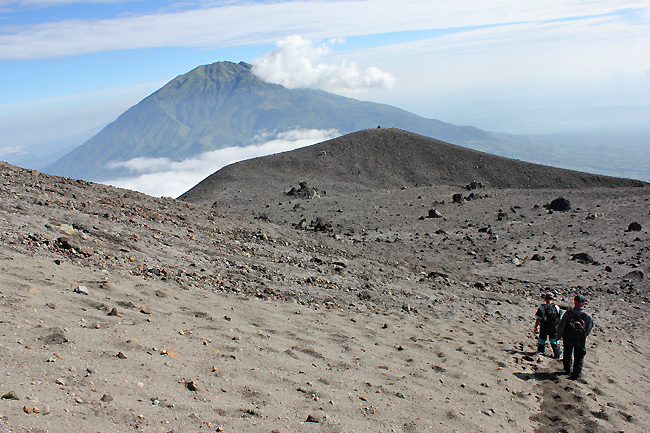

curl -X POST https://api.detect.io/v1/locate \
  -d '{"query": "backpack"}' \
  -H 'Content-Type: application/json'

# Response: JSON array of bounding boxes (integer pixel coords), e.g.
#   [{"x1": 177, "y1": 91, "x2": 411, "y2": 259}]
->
[
  {"x1": 566, "y1": 316, "x2": 587, "y2": 342},
  {"x1": 544, "y1": 304, "x2": 559, "y2": 325}
]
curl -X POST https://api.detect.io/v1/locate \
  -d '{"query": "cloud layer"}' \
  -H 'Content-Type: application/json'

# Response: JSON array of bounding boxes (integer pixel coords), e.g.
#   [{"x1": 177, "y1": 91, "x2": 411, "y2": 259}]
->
[
  {"x1": 103, "y1": 128, "x2": 340, "y2": 198},
  {"x1": 251, "y1": 35, "x2": 395, "y2": 93},
  {"x1": 2, "y1": 1, "x2": 648, "y2": 60}
]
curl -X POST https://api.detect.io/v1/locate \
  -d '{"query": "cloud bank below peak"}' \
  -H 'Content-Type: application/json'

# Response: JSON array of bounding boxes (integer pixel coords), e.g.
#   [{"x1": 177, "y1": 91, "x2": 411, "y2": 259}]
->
[{"x1": 103, "y1": 128, "x2": 340, "y2": 198}]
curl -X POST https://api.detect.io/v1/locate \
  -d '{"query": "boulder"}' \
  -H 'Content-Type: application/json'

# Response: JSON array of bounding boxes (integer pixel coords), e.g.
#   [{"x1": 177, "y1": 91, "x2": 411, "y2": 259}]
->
[
  {"x1": 287, "y1": 181, "x2": 319, "y2": 199},
  {"x1": 311, "y1": 217, "x2": 332, "y2": 232},
  {"x1": 547, "y1": 197, "x2": 571, "y2": 212},
  {"x1": 626, "y1": 222, "x2": 642, "y2": 232},
  {"x1": 571, "y1": 252, "x2": 595, "y2": 265}
]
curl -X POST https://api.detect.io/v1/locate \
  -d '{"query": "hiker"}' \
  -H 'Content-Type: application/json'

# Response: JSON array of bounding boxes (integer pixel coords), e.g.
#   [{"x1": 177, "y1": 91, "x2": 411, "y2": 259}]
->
[
  {"x1": 533, "y1": 293, "x2": 562, "y2": 358},
  {"x1": 556, "y1": 294, "x2": 594, "y2": 380}
]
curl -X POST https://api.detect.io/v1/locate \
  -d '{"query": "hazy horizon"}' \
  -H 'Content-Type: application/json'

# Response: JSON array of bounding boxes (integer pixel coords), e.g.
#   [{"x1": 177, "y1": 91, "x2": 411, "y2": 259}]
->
[{"x1": 1, "y1": 1, "x2": 648, "y2": 194}]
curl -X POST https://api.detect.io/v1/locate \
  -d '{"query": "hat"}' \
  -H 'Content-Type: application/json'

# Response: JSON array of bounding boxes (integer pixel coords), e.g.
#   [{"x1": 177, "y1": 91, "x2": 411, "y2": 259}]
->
[
  {"x1": 574, "y1": 294, "x2": 587, "y2": 304},
  {"x1": 543, "y1": 293, "x2": 555, "y2": 300}
]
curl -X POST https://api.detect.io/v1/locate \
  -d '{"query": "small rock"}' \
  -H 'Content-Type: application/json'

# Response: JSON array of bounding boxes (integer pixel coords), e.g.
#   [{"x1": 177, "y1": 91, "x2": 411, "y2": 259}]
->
[
  {"x1": 186, "y1": 380, "x2": 198, "y2": 391},
  {"x1": 140, "y1": 306, "x2": 151, "y2": 315},
  {"x1": 41, "y1": 405, "x2": 50, "y2": 415},
  {"x1": 101, "y1": 394, "x2": 113, "y2": 402},
  {"x1": 116, "y1": 352, "x2": 127, "y2": 359},
  {"x1": 626, "y1": 222, "x2": 642, "y2": 232},
  {"x1": 2, "y1": 391, "x2": 19, "y2": 400},
  {"x1": 23, "y1": 405, "x2": 32, "y2": 414},
  {"x1": 107, "y1": 307, "x2": 119, "y2": 316},
  {"x1": 305, "y1": 414, "x2": 320, "y2": 423},
  {"x1": 73, "y1": 285, "x2": 89, "y2": 295},
  {"x1": 571, "y1": 253, "x2": 596, "y2": 265}
]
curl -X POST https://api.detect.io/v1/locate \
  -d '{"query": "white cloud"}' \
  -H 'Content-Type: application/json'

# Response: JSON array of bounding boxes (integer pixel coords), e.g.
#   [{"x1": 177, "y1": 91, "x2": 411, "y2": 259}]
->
[
  {"x1": 251, "y1": 35, "x2": 395, "y2": 93},
  {"x1": 1, "y1": 0, "x2": 648, "y2": 61},
  {"x1": 0, "y1": 146, "x2": 27, "y2": 159},
  {"x1": 103, "y1": 128, "x2": 340, "y2": 197},
  {"x1": 15, "y1": 0, "x2": 132, "y2": 5}
]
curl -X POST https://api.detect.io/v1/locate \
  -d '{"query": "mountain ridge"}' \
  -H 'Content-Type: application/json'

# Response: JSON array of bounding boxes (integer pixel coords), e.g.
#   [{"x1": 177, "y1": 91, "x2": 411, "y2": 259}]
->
[
  {"x1": 45, "y1": 61, "x2": 513, "y2": 181},
  {"x1": 180, "y1": 128, "x2": 646, "y2": 209}
]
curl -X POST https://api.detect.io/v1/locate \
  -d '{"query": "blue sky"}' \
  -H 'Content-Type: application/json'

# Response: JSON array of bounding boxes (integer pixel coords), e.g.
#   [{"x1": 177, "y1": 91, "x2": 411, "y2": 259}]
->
[{"x1": 1, "y1": 0, "x2": 649, "y2": 194}]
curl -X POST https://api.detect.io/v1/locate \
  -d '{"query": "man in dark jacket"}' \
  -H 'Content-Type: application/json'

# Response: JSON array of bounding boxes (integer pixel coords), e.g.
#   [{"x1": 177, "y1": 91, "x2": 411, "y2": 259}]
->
[{"x1": 556, "y1": 294, "x2": 594, "y2": 380}]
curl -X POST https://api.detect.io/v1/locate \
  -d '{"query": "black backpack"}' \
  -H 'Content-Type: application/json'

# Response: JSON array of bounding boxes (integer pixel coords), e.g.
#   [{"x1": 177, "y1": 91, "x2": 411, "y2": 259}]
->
[
  {"x1": 544, "y1": 304, "x2": 559, "y2": 325},
  {"x1": 566, "y1": 316, "x2": 587, "y2": 342}
]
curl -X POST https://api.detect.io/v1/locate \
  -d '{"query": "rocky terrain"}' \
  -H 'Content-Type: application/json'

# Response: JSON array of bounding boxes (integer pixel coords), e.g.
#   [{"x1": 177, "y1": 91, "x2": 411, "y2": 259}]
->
[{"x1": 1, "y1": 129, "x2": 649, "y2": 432}]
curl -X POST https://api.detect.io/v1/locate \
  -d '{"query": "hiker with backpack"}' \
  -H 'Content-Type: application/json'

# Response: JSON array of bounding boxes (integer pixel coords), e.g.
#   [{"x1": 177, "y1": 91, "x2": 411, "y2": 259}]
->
[
  {"x1": 556, "y1": 294, "x2": 594, "y2": 380},
  {"x1": 533, "y1": 293, "x2": 562, "y2": 358}
]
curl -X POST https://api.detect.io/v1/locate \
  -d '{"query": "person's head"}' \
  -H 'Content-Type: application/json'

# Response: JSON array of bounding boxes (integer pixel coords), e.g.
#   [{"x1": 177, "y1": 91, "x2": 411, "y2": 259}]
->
[
  {"x1": 574, "y1": 294, "x2": 586, "y2": 307},
  {"x1": 543, "y1": 293, "x2": 555, "y2": 303}
]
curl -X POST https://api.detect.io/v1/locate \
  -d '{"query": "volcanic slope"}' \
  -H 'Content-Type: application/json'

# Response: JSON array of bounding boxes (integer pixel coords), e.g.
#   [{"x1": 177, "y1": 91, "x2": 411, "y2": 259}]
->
[
  {"x1": 180, "y1": 127, "x2": 648, "y2": 295},
  {"x1": 1, "y1": 158, "x2": 649, "y2": 432},
  {"x1": 181, "y1": 128, "x2": 644, "y2": 207}
]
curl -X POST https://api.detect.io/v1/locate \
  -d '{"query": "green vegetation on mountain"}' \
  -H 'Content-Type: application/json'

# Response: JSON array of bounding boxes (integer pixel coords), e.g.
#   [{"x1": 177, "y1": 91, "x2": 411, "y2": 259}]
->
[{"x1": 46, "y1": 61, "x2": 506, "y2": 181}]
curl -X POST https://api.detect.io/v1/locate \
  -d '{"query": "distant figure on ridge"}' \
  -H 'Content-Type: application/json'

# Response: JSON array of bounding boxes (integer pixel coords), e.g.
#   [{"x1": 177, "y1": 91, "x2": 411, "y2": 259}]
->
[
  {"x1": 533, "y1": 293, "x2": 562, "y2": 358},
  {"x1": 556, "y1": 294, "x2": 594, "y2": 380}
]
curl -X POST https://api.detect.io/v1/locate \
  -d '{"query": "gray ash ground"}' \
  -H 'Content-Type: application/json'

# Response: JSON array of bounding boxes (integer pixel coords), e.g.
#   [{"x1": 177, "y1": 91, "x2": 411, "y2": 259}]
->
[{"x1": 1, "y1": 130, "x2": 649, "y2": 432}]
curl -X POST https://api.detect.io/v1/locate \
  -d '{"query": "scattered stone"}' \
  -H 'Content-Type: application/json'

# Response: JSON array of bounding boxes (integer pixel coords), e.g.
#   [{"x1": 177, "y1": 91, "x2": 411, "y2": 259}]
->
[
  {"x1": 287, "y1": 182, "x2": 319, "y2": 199},
  {"x1": 55, "y1": 236, "x2": 76, "y2": 250},
  {"x1": 452, "y1": 193, "x2": 463, "y2": 204},
  {"x1": 107, "y1": 307, "x2": 119, "y2": 316},
  {"x1": 165, "y1": 349, "x2": 180, "y2": 359},
  {"x1": 530, "y1": 254, "x2": 545, "y2": 261},
  {"x1": 626, "y1": 222, "x2": 642, "y2": 232},
  {"x1": 312, "y1": 217, "x2": 332, "y2": 232},
  {"x1": 622, "y1": 270, "x2": 644, "y2": 281},
  {"x1": 23, "y1": 406, "x2": 32, "y2": 414},
  {"x1": 2, "y1": 391, "x2": 19, "y2": 400},
  {"x1": 117, "y1": 300, "x2": 137, "y2": 309},
  {"x1": 465, "y1": 181, "x2": 484, "y2": 190},
  {"x1": 116, "y1": 352, "x2": 127, "y2": 359},
  {"x1": 101, "y1": 394, "x2": 113, "y2": 402},
  {"x1": 38, "y1": 328, "x2": 69, "y2": 344},
  {"x1": 305, "y1": 414, "x2": 320, "y2": 423},
  {"x1": 186, "y1": 380, "x2": 198, "y2": 392},
  {"x1": 571, "y1": 253, "x2": 596, "y2": 265},
  {"x1": 73, "y1": 285, "x2": 89, "y2": 295},
  {"x1": 546, "y1": 197, "x2": 571, "y2": 212},
  {"x1": 426, "y1": 209, "x2": 442, "y2": 218},
  {"x1": 140, "y1": 306, "x2": 152, "y2": 315}
]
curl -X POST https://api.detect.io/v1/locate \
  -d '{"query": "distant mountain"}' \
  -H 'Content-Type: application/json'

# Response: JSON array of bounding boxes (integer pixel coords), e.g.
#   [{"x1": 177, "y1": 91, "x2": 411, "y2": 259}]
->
[
  {"x1": 180, "y1": 128, "x2": 645, "y2": 208},
  {"x1": 45, "y1": 61, "x2": 516, "y2": 182}
]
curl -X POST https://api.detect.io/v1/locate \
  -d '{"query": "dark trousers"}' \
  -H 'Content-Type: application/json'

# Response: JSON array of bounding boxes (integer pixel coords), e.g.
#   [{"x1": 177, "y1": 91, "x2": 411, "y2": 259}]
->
[{"x1": 563, "y1": 339, "x2": 586, "y2": 377}]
